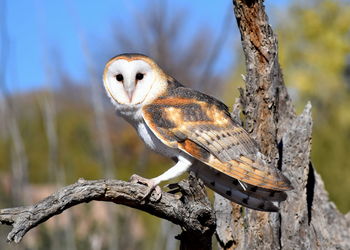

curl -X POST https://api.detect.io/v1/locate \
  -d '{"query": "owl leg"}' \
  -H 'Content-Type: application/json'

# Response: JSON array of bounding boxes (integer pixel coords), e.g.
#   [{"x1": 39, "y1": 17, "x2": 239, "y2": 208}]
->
[
  {"x1": 130, "y1": 155, "x2": 192, "y2": 201},
  {"x1": 129, "y1": 175, "x2": 163, "y2": 201}
]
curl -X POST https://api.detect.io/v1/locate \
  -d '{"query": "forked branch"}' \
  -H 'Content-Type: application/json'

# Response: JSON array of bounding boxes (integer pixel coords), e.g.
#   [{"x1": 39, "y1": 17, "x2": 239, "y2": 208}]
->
[{"x1": 0, "y1": 176, "x2": 215, "y2": 249}]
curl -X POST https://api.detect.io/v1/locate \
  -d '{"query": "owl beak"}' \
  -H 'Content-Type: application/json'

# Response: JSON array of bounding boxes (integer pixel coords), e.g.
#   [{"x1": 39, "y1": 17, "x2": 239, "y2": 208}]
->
[
  {"x1": 126, "y1": 88, "x2": 134, "y2": 102},
  {"x1": 125, "y1": 78, "x2": 135, "y2": 102}
]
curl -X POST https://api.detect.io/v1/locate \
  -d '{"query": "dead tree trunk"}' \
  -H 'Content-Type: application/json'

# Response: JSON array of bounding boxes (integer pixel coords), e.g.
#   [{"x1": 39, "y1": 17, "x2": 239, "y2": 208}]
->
[
  {"x1": 0, "y1": 0, "x2": 349, "y2": 249},
  {"x1": 215, "y1": 0, "x2": 350, "y2": 249}
]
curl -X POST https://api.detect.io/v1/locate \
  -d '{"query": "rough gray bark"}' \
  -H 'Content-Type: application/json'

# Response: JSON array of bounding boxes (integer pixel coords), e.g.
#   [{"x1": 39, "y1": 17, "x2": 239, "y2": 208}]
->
[
  {"x1": 214, "y1": 0, "x2": 350, "y2": 249},
  {"x1": 0, "y1": 176, "x2": 215, "y2": 249}
]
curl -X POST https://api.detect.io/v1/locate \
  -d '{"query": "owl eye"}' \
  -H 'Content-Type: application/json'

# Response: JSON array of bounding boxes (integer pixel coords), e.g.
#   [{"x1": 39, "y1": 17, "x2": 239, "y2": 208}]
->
[
  {"x1": 116, "y1": 74, "x2": 123, "y2": 82},
  {"x1": 136, "y1": 73, "x2": 144, "y2": 81}
]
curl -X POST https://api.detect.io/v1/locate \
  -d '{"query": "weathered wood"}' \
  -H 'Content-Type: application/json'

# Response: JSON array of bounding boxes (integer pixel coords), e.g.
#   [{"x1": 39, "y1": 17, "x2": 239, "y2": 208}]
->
[
  {"x1": 214, "y1": 1, "x2": 350, "y2": 249},
  {"x1": 0, "y1": 176, "x2": 215, "y2": 249}
]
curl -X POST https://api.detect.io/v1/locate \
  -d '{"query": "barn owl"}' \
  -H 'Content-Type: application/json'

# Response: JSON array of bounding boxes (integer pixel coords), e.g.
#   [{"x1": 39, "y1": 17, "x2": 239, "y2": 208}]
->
[{"x1": 103, "y1": 53, "x2": 292, "y2": 212}]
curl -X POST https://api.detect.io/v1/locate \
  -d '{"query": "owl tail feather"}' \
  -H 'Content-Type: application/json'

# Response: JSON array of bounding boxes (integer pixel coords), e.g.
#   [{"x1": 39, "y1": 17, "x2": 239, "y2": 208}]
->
[{"x1": 191, "y1": 162, "x2": 288, "y2": 212}]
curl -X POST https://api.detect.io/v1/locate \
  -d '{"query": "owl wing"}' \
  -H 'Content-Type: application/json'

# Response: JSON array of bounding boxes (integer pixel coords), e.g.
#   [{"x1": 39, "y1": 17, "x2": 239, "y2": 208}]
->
[{"x1": 142, "y1": 87, "x2": 292, "y2": 191}]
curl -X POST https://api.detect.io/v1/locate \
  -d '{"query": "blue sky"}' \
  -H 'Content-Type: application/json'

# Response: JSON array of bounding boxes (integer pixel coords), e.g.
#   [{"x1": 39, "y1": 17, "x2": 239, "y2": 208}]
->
[{"x1": 1, "y1": 0, "x2": 287, "y2": 93}]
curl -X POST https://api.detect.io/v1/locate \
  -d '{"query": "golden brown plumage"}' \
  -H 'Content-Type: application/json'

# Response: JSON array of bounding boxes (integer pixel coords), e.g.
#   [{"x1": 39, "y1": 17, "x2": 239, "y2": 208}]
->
[
  {"x1": 142, "y1": 86, "x2": 291, "y2": 191},
  {"x1": 103, "y1": 53, "x2": 292, "y2": 212}
]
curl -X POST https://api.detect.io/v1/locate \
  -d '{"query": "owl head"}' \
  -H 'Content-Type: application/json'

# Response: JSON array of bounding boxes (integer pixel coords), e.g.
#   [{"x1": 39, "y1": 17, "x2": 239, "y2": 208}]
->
[{"x1": 103, "y1": 53, "x2": 170, "y2": 106}]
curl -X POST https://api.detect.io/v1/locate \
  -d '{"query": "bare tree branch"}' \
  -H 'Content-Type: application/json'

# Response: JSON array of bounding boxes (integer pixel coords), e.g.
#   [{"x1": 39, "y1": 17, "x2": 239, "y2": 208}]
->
[{"x1": 0, "y1": 175, "x2": 215, "y2": 249}]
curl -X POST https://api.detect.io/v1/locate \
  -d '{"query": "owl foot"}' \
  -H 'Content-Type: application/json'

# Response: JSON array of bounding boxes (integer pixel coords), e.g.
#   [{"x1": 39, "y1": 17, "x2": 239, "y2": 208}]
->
[{"x1": 129, "y1": 174, "x2": 162, "y2": 202}]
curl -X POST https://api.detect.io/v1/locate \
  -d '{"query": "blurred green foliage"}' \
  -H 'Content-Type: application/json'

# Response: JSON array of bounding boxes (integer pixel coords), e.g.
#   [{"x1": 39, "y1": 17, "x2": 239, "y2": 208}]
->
[
  {"x1": 277, "y1": 0, "x2": 350, "y2": 213},
  {"x1": 0, "y1": 90, "x2": 171, "y2": 184},
  {"x1": 0, "y1": 89, "x2": 172, "y2": 249}
]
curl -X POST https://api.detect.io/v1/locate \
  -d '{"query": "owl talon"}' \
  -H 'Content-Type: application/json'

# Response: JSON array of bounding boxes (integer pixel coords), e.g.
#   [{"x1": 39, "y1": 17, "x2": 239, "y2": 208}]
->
[
  {"x1": 151, "y1": 186, "x2": 162, "y2": 201},
  {"x1": 129, "y1": 174, "x2": 162, "y2": 202}
]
